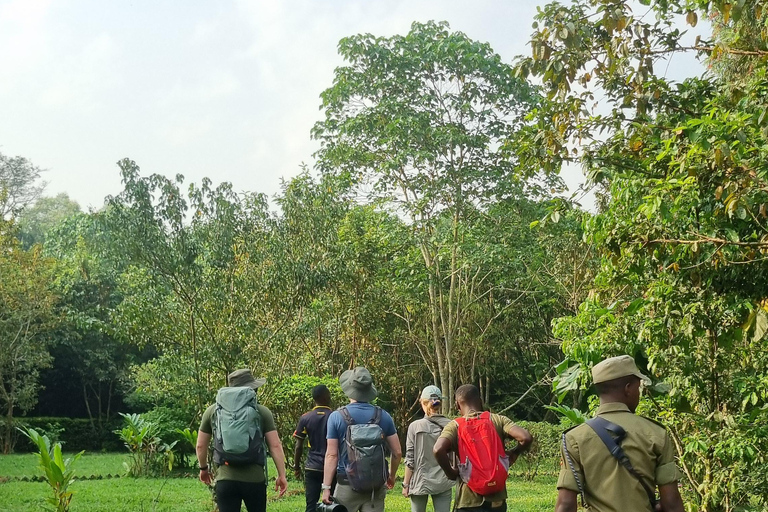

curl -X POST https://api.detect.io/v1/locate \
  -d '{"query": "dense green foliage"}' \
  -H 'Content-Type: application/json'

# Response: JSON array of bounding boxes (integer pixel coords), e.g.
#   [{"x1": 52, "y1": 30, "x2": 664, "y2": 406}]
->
[
  {"x1": 312, "y1": 20, "x2": 571, "y2": 412},
  {"x1": 0, "y1": 223, "x2": 57, "y2": 453},
  {"x1": 517, "y1": 0, "x2": 768, "y2": 510},
  {"x1": 8, "y1": 417, "x2": 122, "y2": 453}
]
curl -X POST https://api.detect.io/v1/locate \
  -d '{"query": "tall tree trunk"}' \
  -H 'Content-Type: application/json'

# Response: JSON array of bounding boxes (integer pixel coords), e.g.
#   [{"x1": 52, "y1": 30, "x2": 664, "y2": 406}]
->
[
  {"x1": 83, "y1": 383, "x2": 96, "y2": 432},
  {"x1": 3, "y1": 405, "x2": 13, "y2": 454},
  {"x1": 106, "y1": 379, "x2": 114, "y2": 422},
  {"x1": 190, "y1": 307, "x2": 203, "y2": 414}
]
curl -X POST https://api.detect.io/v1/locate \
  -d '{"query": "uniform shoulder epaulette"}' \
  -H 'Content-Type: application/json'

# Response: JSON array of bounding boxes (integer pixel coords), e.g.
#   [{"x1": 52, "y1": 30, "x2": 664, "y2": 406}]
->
[
  {"x1": 640, "y1": 415, "x2": 668, "y2": 430},
  {"x1": 562, "y1": 422, "x2": 589, "y2": 437},
  {"x1": 563, "y1": 424, "x2": 579, "y2": 434}
]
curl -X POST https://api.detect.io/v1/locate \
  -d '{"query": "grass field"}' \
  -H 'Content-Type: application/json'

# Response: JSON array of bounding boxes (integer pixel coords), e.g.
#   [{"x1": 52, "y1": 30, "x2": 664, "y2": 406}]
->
[{"x1": 0, "y1": 453, "x2": 558, "y2": 512}]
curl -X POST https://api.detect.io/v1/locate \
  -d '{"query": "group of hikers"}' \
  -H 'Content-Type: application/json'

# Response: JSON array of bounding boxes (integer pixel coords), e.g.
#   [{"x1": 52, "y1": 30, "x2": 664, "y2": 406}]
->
[{"x1": 195, "y1": 355, "x2": 685, "y2": 512}]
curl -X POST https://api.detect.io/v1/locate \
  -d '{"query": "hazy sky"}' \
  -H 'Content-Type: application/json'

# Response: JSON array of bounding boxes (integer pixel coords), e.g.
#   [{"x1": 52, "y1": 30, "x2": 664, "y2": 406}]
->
[{"x1": 0, "y1": 0, "x2": 707, "y2": 212}]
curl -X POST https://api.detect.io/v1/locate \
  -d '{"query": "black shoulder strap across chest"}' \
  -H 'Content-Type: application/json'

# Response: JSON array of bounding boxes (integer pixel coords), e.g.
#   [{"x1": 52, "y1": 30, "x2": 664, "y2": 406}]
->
[{"x1": 586, "y1": 416, "x2": 658, "y2": 509}]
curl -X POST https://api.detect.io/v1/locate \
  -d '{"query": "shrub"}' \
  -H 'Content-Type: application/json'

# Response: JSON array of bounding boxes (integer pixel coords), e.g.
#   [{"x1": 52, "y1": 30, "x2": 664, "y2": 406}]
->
[
  {"x1": 11, "y1": 417, "x2": 123, "y2": 453},
  {"x1": 516, "y1": 420, "x2": 562, "y2": 479},
  {"x1": 114, "y1": 413, "x2": 177, "y2": 477},
  {"x1": 22, "y1": 427, "x2": 84, "y2": 512},
  {"x1": 259, "y1": 375, "x2": 346, "y2": 467},
  {"x1": 176, "y1": 427, "x2": 199, "y2": 469}
]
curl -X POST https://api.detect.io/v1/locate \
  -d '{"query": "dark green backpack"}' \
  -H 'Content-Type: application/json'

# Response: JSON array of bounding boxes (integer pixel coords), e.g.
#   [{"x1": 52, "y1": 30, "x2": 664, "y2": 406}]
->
[{"x1": 212, "y1": 387, "x2": 266, "y2": 466}]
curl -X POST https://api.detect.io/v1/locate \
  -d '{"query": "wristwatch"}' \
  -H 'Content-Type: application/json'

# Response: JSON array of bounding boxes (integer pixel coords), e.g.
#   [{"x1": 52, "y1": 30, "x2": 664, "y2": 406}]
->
[
  {"x1": 199, "y1": 465, "x2": 209, "y2": 471},
  {"x1": 321, "y1": 484, "x2": 332, "y2": 490}
]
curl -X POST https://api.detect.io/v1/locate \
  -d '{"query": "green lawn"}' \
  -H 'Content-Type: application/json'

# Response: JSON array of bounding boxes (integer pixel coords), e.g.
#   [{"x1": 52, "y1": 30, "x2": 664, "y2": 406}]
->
[
  {"x1": 0, "y1": 452, "x2": 127, "y2": 478},
  {"x1": 0, "y1": 453, "x2": 558, "y2": 512}
]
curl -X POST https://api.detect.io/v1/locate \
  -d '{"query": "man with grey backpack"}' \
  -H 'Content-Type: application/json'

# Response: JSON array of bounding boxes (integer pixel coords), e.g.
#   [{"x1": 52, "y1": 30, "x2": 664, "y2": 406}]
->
[
  {"x1": 196, "y1": 369, "x2": 288, "y2": 512},
  {"x1": 321, "y1": 366, "x2": 402, "y2": 512}
]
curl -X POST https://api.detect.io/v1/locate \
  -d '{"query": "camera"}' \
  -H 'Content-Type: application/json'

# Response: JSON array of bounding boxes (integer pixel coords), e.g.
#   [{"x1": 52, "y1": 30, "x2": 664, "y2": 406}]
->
[{"x1": 316, "y1": 500, "x2": 348, "y2": 512}]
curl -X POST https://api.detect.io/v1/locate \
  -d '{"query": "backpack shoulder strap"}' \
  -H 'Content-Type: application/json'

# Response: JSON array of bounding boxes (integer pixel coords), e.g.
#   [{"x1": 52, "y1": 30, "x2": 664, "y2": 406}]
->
[
  {"x1": 586, "y1": 416, "x2": 658, "y2": 509},
  {"x1": 425, "y1": 415, "x2": 446, "y2": 430},
  {"x1": 369, "y1": 406, "x2": 382, "y2": 425},
  {"x1": 339, "y1": 406, "x2": 355, "y2": 425}
]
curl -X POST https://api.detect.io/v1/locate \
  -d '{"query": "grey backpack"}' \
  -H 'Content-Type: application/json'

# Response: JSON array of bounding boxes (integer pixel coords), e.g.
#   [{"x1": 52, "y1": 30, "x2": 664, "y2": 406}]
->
[
  {"x1": 212, "y1": 387, "x2": 266, "y2": 467},
  {"x1": 340, "y1": 406, "x2": 388, "y2": 492}
]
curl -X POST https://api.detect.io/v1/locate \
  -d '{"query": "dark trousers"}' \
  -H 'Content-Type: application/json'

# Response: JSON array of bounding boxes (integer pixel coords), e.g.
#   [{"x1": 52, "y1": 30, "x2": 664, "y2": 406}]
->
[
  {"x1": 305, "y1": 469, "x2": 324, "y2": 512},
  {"x1": 305, "y1": 469, "x2": 336, "y2": 512},
  {"x1": 458, "y1": 502, "x2": 507, "y2": 512},
  {"x1": 215, "y1": 480, "x2": 267, "y2": 512}
]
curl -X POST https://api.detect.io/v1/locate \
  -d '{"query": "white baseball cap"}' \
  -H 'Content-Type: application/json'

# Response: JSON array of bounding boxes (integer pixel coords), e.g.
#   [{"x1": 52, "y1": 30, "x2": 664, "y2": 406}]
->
[{"x1": 420, "y1": 385, "x2": 444, "y2": 400}]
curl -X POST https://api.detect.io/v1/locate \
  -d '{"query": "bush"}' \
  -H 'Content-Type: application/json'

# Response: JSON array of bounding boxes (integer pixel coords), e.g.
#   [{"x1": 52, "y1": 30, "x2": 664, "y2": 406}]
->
[
  {"x1": 115, "y1": 413, "x2": 177, "y2": 477},
  {"x1": 9, "y1": 417, "x2": 123, "y2": 453},
  {"x1": 516, "y1": 421, "x2": 562, "y2": 479},
  {"x1": 260, "y1": 375, "x2": 346, "y2": 468}
]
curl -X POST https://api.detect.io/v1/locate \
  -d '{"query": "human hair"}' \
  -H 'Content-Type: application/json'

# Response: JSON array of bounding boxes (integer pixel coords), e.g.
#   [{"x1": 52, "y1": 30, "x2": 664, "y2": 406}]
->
[
  {"x1": 312, "y1": 384, "x2": 331, "y2": 405},
  {"x1": 420, "y1": 398, "x2": 441, "y2": 416},
  {"x1": 455, "y1": 384, "x2": 482, "y2": 407},
  {"x1": 594, "y1": 375, "x2": 639, "y2": 396}
]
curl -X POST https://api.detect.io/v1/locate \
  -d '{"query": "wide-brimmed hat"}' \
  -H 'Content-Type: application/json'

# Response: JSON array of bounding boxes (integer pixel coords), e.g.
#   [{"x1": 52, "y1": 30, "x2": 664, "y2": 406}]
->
[
  {"x1": 339, "y1": 366, "x2": 377, "y2": 402},
  {"x1": 592, "y1": 355, "x2": 651, "y2": 385},
  {"x1": 420, "y1": 385, "x2": 444, "y2": 401},
  {"x1": 228, "y1": 369, "x2": 267, "y2": 389}
]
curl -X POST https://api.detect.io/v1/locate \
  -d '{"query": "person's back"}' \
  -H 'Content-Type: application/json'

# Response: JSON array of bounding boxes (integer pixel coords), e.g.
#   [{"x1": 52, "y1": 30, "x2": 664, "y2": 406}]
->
[
  {"x1": 403, "y1": 385, "x2": 454, "y2": 512},
  {"x1": 434, "y1": 384, "x2": 532, "y2": 512},
  {"x1": 321, "y1": 367, "x2": 402, "y2": 512},
  {"x1": 560, "y1": 404, "x2": 675, "y2": 512},
  {"x1": 328, "y1": 401, "x2": 394, "y2": 485},
  {"x1": 294, "y1": 385, "x2": 334, "y2": 512},
  {"x1": 556, "y1": 355, "x2": 684, "y2": 512},
  {"x1": 407, "y1": 416, "x2": 453, "y2": 493},
  {"x1": 196, "y1": 369, "x2": 288, "y2": 512}
]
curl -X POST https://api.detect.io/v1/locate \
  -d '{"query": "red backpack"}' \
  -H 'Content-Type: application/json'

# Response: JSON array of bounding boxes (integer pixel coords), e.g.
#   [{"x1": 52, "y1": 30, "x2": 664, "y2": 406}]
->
[{"x1": 455, "y1": 411, "x2": 509, "y2": 495}]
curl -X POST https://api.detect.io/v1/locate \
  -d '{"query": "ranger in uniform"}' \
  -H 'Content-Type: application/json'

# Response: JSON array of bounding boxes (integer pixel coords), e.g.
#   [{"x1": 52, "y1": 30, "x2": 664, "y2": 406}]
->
[{"x1": 555, "y1": 355, "x2": 685, "y2": 512}]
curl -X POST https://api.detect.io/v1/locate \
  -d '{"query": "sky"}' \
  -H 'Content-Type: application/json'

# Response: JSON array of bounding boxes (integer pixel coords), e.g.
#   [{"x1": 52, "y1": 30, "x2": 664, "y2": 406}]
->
[{"x1": 0, "y1": 0, "x2": 709, "y2": 212}]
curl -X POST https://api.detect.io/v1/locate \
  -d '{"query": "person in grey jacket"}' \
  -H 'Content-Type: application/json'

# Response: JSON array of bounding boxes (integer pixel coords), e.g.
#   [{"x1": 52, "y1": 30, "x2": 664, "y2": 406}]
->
[{"x1": 402, "y1": 385, "x2": 454, "y2": 512}]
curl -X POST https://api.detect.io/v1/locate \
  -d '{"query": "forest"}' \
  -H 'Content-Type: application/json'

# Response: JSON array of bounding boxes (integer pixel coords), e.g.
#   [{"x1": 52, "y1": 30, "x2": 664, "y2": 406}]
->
[{"x1": 1, "y1": 1, "x2": 768, "y2": 511}]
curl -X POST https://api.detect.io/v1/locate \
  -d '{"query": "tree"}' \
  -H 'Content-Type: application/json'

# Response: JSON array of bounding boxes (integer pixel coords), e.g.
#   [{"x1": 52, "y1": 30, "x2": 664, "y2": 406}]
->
[
  {"x1": 313, "y1": 20, "x2": 558, "y2": 410},
  {"x1": 518, "y1": 0, "x2": 768, "y2": 508},
  {"x1": 104, "y1": 159, "x2": 277, "y2": 417},
  {"x1": 0, "y1": 223, "x2": 57, "y2": 453},
  {"x1": 0, "y1": 151, "x2": 46, "y2": 219},
  {"x1": 18, "y1": 193, "x2": 81, "y2": 248},
  {"x1": 40, "y1": 211, "x2": 135, "y2": 431}
]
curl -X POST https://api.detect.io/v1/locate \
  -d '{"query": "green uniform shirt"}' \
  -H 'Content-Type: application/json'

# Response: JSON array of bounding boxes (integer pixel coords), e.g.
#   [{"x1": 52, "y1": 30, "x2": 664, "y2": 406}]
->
[
  {"x1": 439, "y1": 412, "x2": 518, "y2": 509},
  {"x1": 199, "y1": 402, "x2": 276, "y2": 483},
  {"x1": 557, "y1": 402, "x2": 680, "y2": 512}
]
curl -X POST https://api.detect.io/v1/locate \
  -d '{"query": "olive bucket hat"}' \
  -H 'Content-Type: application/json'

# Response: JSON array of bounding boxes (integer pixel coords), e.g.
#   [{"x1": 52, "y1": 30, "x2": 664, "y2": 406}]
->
[
  {"x1": 227, "y1": 369, "x2": 267, "y2": 389},
  {"x1": 592, "y1": 355, "x2": 651, "y2": 386},
  {"x1": 339, "y1": 366, "x2": 378, "y2": 403}
]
